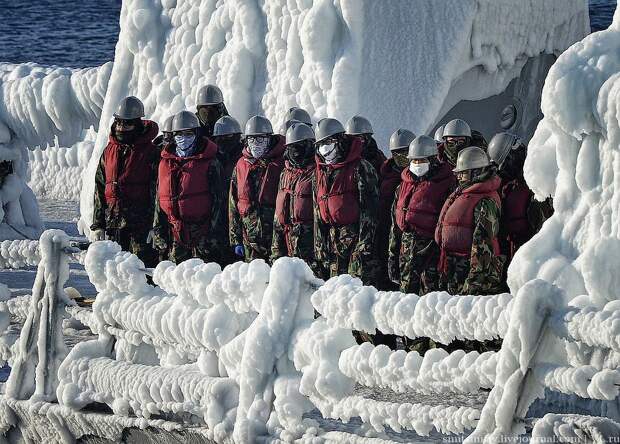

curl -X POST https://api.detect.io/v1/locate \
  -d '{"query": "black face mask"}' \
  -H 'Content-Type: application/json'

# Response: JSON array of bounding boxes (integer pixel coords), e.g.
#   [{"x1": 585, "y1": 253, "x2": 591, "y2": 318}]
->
[
  {"x1": 197, "y1": 104, "x2": 227, "y2": 130},
  {"x1": 286, "y1": 140, "x2": 315, "y2": 167},
  {"x1": 214, "y1": 134, "x2": 242, "y2": 158},
  {"x1": 114, "y1": 119, "x2": 142, "y2": 144},
  {"x1": 444, "y1": 138, "x2": 470, "y2": 166}
]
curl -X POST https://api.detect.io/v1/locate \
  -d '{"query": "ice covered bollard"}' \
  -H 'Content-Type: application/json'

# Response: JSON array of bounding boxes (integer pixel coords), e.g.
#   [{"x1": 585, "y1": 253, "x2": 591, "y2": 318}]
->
[{"x1": 5, "y1": 230, "x2": 75, "y2": 401}]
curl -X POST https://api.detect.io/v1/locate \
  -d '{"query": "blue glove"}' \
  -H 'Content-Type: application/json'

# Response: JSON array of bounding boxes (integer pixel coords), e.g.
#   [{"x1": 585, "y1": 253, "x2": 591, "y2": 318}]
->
[{"x1": 234, "y1": 245, "x2": 245, "y2": 257}]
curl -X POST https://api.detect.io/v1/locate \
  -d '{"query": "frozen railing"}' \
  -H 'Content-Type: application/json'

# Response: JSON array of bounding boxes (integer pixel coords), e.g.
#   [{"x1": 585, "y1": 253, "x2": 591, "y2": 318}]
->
[{"x1": 2, "y1": 230, "x2": 620, "y2": 443}]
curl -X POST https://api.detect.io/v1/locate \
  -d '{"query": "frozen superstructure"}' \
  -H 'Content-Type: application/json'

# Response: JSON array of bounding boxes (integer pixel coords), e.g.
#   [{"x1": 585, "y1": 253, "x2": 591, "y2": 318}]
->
[{"x1": 77, "y1": 0, "x2": 589, "y2": 234}]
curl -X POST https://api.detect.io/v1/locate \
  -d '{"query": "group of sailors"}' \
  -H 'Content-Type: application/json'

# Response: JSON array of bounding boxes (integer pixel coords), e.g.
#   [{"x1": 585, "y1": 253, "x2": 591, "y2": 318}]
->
[{"x1": 91, "y1": 86, "x2": 552, "y2": 350}]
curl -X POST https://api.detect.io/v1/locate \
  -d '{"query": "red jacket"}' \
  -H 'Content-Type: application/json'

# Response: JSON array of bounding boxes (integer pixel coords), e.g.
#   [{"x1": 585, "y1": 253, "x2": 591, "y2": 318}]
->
[
  {"x1": 500, "y1": 178, "x2": 533, "y2": 258},
  {"x1": 235, "y1": 135, "x2": 286, "y2": 217},
  {"x1": 103, "y1": 120, "x2": 159, "y2": 212},
  {"x1": 315, "y1": 139, "x2": 363, "y2": 226},
  {"x1": 395, "y1": 163, "x2": 456, "y2": 238},
  {"x1": 158, "y1": 138, "x2": 218, "y2": 245},
  {"x1": 435, "y1": 175, "x2": 501, "y2": 266}
]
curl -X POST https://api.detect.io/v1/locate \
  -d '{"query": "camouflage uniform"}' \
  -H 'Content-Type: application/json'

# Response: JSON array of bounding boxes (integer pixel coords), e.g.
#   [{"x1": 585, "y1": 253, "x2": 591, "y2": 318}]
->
[
  {"x1": 153, "y1": 145, "x2": 225, "y2": 264},
  {"x1": 270, "y1": 166, "x2": 317, "y2": 270},
  {"x1": 229, "y1": 139, "x2": 285, "y2": 262},
  {"x1": 92, "y1": 124, "x2": 159, "y2": 266},
  {"x1": 314, "y1": 156, "x2": 380, "y2": 283},
  {"x1": 389, "y1": 217, "x2": 441, "y2": 295},
  {"x1": 438, "y1": 196, "x2": 504, "y2": 295}
]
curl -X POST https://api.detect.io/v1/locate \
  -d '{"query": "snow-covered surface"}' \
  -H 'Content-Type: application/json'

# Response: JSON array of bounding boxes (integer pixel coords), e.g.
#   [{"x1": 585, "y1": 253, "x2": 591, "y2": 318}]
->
[
  {"x1": 532, "y1": 413, "x2": 620, "y2": 443},
  {"x1": 312, "y1": 275, "x2": 511, "y2": 343}
]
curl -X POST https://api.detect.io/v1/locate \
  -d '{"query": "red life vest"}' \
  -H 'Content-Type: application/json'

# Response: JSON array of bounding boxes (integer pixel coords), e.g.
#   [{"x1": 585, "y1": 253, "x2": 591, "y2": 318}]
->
[
  {"x1": 500, "y1": 178, "x2": 533, "y2": 257},
  {"x1": 275, "y1": 162, "x2": 315, "y2": 226},
  {"x1": 235, "y1": 135, "x2": 286, "y2": 217},
  {"x1": 315, "y1": 138, "x2": 363, "y2": 226},
  {"x1": 378, "y1": 159, "x2": 402, "y2": 225},
  {"x1": 435, "y1": 175, "x2": 502, "y2": 270},
  {"x1": 103, "y1": 120, "x2": 159, "y2": 212},
  {"x1": 158, "y1": 138, "x2": 218, "y2": 245},
  {"x1": 395, "y1": 162, "x2": 456, "y2": 238}
]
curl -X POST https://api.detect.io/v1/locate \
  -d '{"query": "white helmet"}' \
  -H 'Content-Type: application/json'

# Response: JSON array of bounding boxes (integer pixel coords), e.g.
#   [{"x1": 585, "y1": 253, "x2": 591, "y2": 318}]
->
[
  {"x1": 443, "y1": 119, "x2": 472, "y2": 138},
  {"x1": 389, "y1": 129, "x2": 416, "y2": 152},
  {"x1": 286, "y1": 107, "x2": 312, "y2": 126},
  {"x1": 453, "y1": 146, "x2": 490, "y2": 173},
  {"x1": 316, "y1": 118, "x2": 345, "y2": 143},
  {"x1": 171, "y1": 111, "x2": 200, "y2": 132},
  {"x1": 196, "y1": 84, "x2": 224, "y2": 106},
  {"x1": 434, "y1": 125, "x2": 445, "y2": 142},
  {"x1": 408, "y1": 136, "x2": 438, "y2": 160},
  {"x1": 345, "y1": 115, "x2": 373, "y2": 135},
  {"x1": 488, "y1": 132, "x2": 522, "y2": 167},
  {"x1": 286, "y1": 122, "x2": 315, "y2": 145},
  {"x1": 114, "y1": 96, "x2": 145, "y2": 120},
  {"x1": 245, "y1": 115, "x2": 273, "y2": 136},
  {"x1": 213, "y1": 116, "x2": 242, "y2": 137}
]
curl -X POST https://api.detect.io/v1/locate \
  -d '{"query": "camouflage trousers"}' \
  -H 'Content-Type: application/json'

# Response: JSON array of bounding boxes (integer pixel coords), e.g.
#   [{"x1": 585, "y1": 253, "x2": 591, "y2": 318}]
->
[
  {"x1": 168, "y1": 239, "x2": 222, "y2": 264},
  {"x1": 105, "y1": 226, "x2": 157, "y2": 267},
  {"x1": 325, "y1": 230, "x2": 377, "y2": 285},
  {"x1": 438, "y1": 255, "x2": 504, "y2": 295},
  {"x1": 398, "y1": 234, "x2": 440, "y2": 295}
]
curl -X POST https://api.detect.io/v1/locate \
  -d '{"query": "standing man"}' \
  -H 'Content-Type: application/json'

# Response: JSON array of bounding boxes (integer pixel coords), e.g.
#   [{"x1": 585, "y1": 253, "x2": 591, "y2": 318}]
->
[
  {"x1": 488, "y1": 132, "x2": 553, "y2": 264},
  {"x1": 314, "y1": 118, "x2": 379, "y2": 282},
  {"x1": 229, "y1": 116, "x2": 285, "y2": 261},
  {"x1": 152, "y1": 111, "x2": 223, "y2": 264},
  {"x1": 389, "y1": 135, "x2": 456, "y2": 294},
  {"x1": 271, "y1": 122, "x2": 317, "y2": 269},
  {"x1": 441, "y1": 119, "x2": 472, "y2": 167},
  {"x1": 435, "y1": 147, "x2": 504, "y2": 295},
  {"x1": 153, "y1": 115, "x2": 174, "y2": 151},
  {"x1": 345, "y1": 115, "x2": 387, "y2": 175},
  {"x1": 91, "y1": 96, "x2": 159, "y2": 265},
  {"x1": 212, "y1": 115, "x2": 244, "y2": 266},
  {"x1": 374, "y1": 128, "x2": 416, "y2": 289},
  {"x1": 196, "y1": 84, "x2": 229, "y2": 137}
]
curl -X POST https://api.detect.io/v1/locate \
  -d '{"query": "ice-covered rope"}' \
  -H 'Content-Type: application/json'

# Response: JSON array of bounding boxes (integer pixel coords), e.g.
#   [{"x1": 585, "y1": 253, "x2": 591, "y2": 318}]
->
[
  {"x1": 311, "y1": 394, "x2": 480, "y2": 436},
  {"x1": 57, "y1": 348, "x2": 238, "y2": 434},
  {"x1": 312, "y1": 275, "x2": 512, "y2": 343},
  {"x1": 550, "y1": 306, "x2": 620, "y2": 353},
  {"x1": 85, "y1": 241, "x2": 254, "y2": 354},
  {"x1": 0, "y1": 294, "x2": 31, "y2": 323},
  {"x1": 0, "y1": 239, "x2": 40, "y2": 268},
  {"x1": 152, "y1": 258, "x2": 270, "y2": 313},
  {"x1": 533, "y1": 364, "x2": 620, "y2": 401},
  {"x1": 339, "y1": 343, "x2": 497, "y2": 394}
]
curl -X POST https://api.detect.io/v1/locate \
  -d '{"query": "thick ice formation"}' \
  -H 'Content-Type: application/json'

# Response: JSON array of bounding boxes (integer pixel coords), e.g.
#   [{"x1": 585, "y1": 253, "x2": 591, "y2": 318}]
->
[
  {"x1": 0, "y1": 63, "x2": 111, "y2": 237},
  {"x1": 510, "y1": 6, "x2": 620, "y2": 306},
  {"x1": 77, "y1": 0, "x2": 588, "y2": 233},
  {"x1": 340, "y1": 343, "x2": 497, "y2": 394},
  {"x1": 312, "y1": 275, "x2": 512, "y2": 343}
]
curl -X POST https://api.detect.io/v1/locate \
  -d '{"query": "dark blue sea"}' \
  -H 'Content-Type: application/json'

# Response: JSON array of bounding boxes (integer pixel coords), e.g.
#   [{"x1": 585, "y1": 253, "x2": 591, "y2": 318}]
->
[{"x1": 0, "y1": 0, "x2": 616, "y2": 68}]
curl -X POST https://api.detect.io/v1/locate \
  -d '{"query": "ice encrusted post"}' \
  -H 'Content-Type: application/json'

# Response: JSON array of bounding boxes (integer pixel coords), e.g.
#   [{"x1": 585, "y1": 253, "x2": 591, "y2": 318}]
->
[{"x1": 5, "y1": 230, "x2": 73, "y2": 401}]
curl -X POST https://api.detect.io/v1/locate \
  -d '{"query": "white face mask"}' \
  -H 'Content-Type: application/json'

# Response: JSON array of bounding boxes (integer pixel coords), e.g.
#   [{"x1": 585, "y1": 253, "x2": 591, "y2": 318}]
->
[
  {"x1": 319, "y1": 143, "x2": 339, "y2": 164},
  {"x1": 409, "y1": 162, "x2": 430, "y2": 177},
  {"x1": 248, "y1": 137, "x2": 271, "y2": 159}
]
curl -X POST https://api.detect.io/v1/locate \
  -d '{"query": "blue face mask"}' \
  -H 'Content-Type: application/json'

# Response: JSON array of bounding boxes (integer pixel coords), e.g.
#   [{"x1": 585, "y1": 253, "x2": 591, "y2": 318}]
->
[{"x1": 175, "y1": 134, "x2": 197, "y2": 157}]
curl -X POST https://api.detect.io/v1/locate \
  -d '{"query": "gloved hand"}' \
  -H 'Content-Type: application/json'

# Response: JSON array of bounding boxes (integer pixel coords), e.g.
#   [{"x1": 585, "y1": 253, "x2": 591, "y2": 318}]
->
[
  {"x1": 234, "y1": 245, "x2": 245, "y2": 257},
  {"x1": 91, "y1": 229, "x2": 106, "y2": 241}
]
